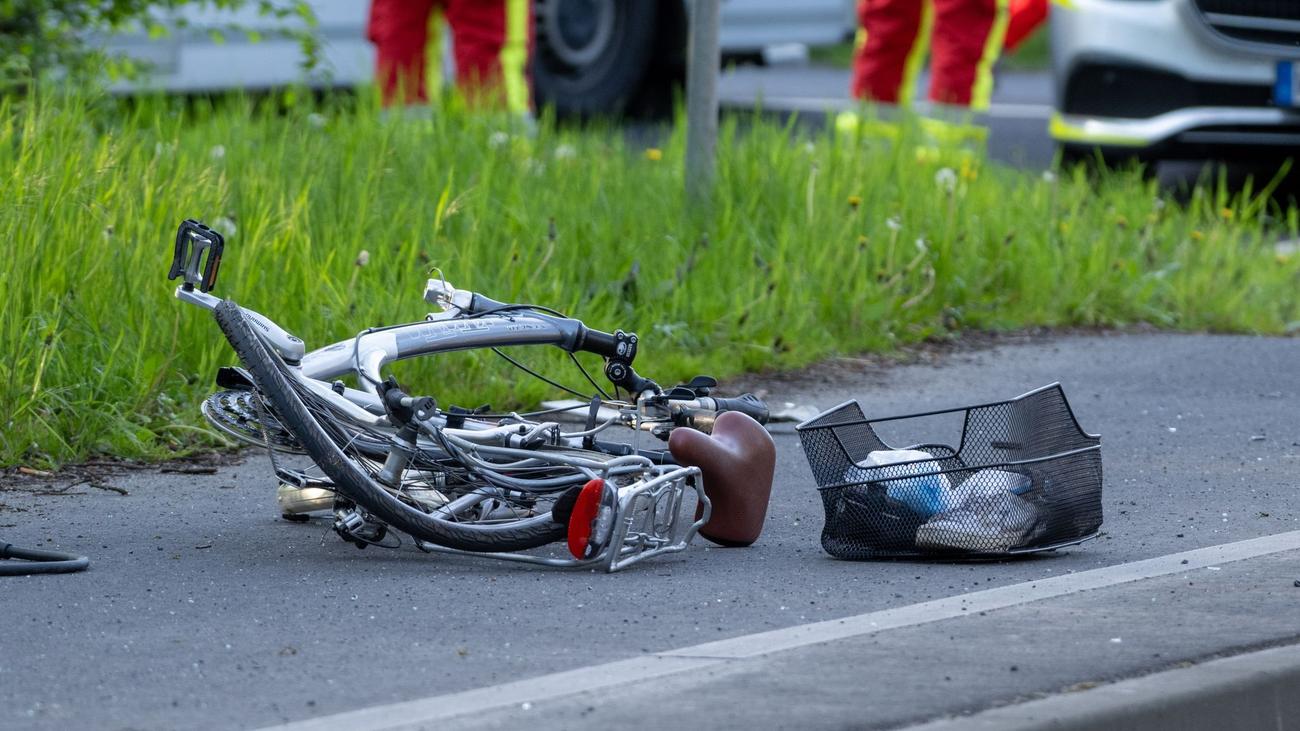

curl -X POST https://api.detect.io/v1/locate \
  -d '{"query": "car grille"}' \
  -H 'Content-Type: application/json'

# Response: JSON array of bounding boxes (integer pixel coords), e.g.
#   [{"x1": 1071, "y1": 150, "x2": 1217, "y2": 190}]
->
[
  {"x1": 1062, "y1": 62, "x2": 1273, "y2": 118},
  {"x1": 1193, "y1": 0, "x2": 1300, "y2": 47}
]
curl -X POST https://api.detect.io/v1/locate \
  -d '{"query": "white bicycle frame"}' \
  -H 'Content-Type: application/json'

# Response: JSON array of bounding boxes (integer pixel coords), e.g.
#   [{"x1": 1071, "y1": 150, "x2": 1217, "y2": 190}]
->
[{"x1": 178, "y1": 279, "x2": 713, "y2": 572}]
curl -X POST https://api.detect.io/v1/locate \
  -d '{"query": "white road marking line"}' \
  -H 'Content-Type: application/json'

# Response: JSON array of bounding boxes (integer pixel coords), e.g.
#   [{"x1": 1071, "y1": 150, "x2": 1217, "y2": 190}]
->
[
  {"x1": 663, "y1": 531, "x2": 1300, "y2": 659},
  {"x1": 718, "y1": 95, "x2": 1055, "y2": 120},
  {"x1": 252, "y1": 530, "x2": 1300, "y2": 731},
  {"x1": 253, "y1": 656, "x2": 712, "y2": 731},
  {"x1": 902, "y1": 641, "x2": 1300, "y2": 731}
]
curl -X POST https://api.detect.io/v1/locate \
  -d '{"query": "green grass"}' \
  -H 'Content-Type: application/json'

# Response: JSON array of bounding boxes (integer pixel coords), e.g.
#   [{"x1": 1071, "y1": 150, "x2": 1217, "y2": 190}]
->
[
  {"x1": 807, "y1": 42, "x2": 856, "y2": 69},
  {"x1": 1000, "y1": 27, "x2": 1050, "y2": 72},
  {"x1": 2, "y1": 91, "x2": 1298, "y2": 467}
]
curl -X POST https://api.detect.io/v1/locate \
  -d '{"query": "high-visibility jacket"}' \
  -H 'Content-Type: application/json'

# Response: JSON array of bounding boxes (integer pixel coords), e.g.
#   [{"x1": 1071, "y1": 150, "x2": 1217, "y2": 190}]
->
[
  {"x1": 851, "y1": 0, "x2": 1011, "y2": 110},
  {"x1": 367, "y1": 0, "x2": 532, "y2": 113}
]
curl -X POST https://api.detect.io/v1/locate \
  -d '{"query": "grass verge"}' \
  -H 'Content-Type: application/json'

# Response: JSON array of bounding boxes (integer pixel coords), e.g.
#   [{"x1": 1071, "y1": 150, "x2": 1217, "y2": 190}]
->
[{"x1": 2, "y1": 91, "x2": 1298, "y2": 466}]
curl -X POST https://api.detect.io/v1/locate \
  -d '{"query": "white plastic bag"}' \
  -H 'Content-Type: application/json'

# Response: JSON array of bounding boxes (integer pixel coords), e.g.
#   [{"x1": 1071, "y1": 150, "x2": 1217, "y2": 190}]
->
[{"x1": 847, "y1": 449, "x2": 954, "y2": 518}]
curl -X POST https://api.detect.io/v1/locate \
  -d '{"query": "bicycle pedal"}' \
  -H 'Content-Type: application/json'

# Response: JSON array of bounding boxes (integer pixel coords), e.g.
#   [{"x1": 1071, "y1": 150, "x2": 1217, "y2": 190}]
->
[{"x1": 169, "y1": 219, "x2": 224, "y2": 293}]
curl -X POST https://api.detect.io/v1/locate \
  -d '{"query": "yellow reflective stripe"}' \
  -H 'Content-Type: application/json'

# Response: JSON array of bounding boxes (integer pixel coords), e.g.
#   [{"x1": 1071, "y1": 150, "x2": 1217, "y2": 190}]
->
[
  {"x1": 899, "y1": 0, "x2": 933, "y2": 109},
  {"x1": 970, "y1": 0, "x2": 1010, "y2": 111},
  {"x1": 500, "y1": 0, "x2": 531, "y2": 114},
  {"x1": 835, "y1": 110, "x2": 902, "y2": 141},
  {"x1": 425, "y1": 5, "x2": 446, "y2": 99},
  {"x1": 1048, "y1": 112, "x2": 1147, "y2": 146},
  {"x1": 920, "y1": 116, "x2": 988, "y2": 145}
]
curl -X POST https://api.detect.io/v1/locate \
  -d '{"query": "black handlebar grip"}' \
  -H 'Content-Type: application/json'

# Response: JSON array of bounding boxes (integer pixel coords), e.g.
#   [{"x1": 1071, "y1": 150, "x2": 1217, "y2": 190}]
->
[
  {"x1": 467, "y1": 293, "x2": 509, "y2": 314},
  {"x1": 580, "y1": 328, "x2": 620, "y2": 359},
  {"x1": 709, "y1": 394, "x2": 770, "y2": 425}
]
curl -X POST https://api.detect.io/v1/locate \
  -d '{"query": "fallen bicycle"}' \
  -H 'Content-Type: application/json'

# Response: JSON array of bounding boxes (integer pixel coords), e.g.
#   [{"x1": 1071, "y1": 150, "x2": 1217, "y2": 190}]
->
[{"x1": 169, "y1": 219, "x2": 776, "y2": 572}]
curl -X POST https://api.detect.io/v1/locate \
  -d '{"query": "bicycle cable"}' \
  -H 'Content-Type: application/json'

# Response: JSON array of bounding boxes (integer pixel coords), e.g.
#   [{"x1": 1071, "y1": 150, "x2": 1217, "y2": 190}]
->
[
  {"x1": 463, "y1": 300, "x2": 611, "y2": 401},
  {"x1": 350, "y1": 305, "x2": 608, "y2": 402},
  {"x1": 490, "y1": 347, "x2": 594, "y2": 400},
  {"x1": 0, "y1": 539, "x2": 89, "y2": 576},
  {"x1": 461, "y1": 303, "x2": 569, "y2": 320},
  {"x1": 568, "y1": 352, "x2": 611, "y2": 400}
]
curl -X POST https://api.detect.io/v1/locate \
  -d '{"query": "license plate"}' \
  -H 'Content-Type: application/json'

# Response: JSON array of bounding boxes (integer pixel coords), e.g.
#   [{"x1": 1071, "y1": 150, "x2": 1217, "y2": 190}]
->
[{"x1": 1276, "y1": 61, "x2": 1300, "y2": 108}]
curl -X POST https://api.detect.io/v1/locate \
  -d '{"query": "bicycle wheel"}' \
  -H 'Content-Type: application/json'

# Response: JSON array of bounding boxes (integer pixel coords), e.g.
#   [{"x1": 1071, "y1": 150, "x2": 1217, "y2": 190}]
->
[{"x1": 213, "y1": 300, "x2": 566, "y2": 553}]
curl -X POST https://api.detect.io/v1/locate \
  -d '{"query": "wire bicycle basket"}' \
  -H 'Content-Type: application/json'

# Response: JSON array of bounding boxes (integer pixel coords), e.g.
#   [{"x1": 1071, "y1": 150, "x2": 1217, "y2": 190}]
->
[{"x1": 796, "y1": 383, "x2": 1102, "y2": 559}]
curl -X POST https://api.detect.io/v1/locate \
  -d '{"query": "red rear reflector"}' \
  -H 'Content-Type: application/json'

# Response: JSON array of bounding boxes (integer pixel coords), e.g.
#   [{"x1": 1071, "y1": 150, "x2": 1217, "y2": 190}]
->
[{"x1": 567, "y1": 478, "x2": 607, "y2": 559}]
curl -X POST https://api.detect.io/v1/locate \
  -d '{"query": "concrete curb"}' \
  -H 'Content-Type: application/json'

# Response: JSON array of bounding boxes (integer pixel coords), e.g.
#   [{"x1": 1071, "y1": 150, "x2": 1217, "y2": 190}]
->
[{"x1": 903, "y1": 642, "x2": 1300, "y2": 731}]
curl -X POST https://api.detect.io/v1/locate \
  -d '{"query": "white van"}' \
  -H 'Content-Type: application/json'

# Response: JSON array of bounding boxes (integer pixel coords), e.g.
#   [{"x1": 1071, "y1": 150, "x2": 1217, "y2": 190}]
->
[
  {"x1": 107, "y1": 0, "x2": 855, "y2": 114},
  {"x1": 1052, "y1": 0, "x2": 1300, "y2": 162}
]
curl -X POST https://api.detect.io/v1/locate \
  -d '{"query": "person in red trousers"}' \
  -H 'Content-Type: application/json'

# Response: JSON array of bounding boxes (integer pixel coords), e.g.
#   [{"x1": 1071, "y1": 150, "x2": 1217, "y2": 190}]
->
[
  {"x1": 852, "y1": 0, "x2": 1011, "y2": 111},
  {"x1": 367, "y1": 0, "x2": 533, "y2": 114}
]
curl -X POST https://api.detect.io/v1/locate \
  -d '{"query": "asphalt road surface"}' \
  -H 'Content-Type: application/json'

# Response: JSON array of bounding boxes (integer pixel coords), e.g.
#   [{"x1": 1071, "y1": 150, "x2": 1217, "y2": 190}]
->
[{"x1": 3, "y1": 332, "x2": 1299, "y2": 730}]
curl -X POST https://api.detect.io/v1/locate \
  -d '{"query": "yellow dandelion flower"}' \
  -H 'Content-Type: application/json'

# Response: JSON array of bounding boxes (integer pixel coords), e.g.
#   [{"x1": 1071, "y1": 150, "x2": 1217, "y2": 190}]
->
[
  {"x1": 848, "y1": 195, "x2": 862, "y2": 210},
  {"x1": 644, "y1": 148, "x2": 663, "y2": 162},
  {"x1": 1220, "y1": 207, "x2": 1234, "y2": 220},
  {"x1": 1190, "y1": 230, "x2": 1204, "y2": 241}
]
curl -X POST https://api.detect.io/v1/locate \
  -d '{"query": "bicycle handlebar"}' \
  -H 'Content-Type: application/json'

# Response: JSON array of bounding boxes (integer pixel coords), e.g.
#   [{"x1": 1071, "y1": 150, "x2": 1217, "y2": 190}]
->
[
  {"x1": 458, "y1": 289, "x2": 628, "y2": 362},
  {"x1": 458, "y1": 289, "x2": 694, "y2": 399}
]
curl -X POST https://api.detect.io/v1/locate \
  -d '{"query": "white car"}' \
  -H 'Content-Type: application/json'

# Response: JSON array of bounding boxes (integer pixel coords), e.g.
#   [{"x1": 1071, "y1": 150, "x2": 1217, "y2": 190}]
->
[
  {"x1": 1050, "y1": 0, "x2": 1300, "y2": 162},
  {"x1": 108, "y1": 0, "x2": 855, "y2": 114}
]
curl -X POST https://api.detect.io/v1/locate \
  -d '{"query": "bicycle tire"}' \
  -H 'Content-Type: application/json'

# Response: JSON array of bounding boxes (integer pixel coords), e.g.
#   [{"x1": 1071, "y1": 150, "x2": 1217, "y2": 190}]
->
[{"x1": 213, "y1": 300, "x2": 566, "y2": 553}]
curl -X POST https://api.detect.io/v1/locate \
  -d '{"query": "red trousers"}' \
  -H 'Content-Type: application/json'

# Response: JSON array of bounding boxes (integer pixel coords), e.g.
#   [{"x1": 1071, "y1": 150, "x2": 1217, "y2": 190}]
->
[
  {"x1": 367, "y1": 0, "x2": 532, "y2": 110},
  {"x1": 1004, "y1": 0, "x2": 1047, "y2": 52},
  {"x1": 852, "y1": 0, "x2": 1009, "y2": 109}
]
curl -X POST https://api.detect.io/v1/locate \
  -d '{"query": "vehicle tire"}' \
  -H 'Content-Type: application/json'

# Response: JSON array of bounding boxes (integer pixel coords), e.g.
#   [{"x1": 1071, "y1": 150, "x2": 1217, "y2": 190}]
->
[
  {"x1": 532, "y1": 0, "x2": 661, "y2": 116},
  {"x1": 212, "y1": 300, "x2": 566, "y2": 553}
]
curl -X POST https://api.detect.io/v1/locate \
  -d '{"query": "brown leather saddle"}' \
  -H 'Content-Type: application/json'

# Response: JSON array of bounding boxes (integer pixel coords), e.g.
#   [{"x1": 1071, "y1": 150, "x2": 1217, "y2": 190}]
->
[{"x1": 668, "y1": 411, "x2": 776, "y2": 547}]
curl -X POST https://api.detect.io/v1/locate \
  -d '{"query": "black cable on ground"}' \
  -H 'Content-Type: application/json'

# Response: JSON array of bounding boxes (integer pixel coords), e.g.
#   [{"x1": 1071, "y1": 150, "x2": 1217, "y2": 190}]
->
[{"x1": 0, "y1": 540, "x2": 89, "y2": 575}]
